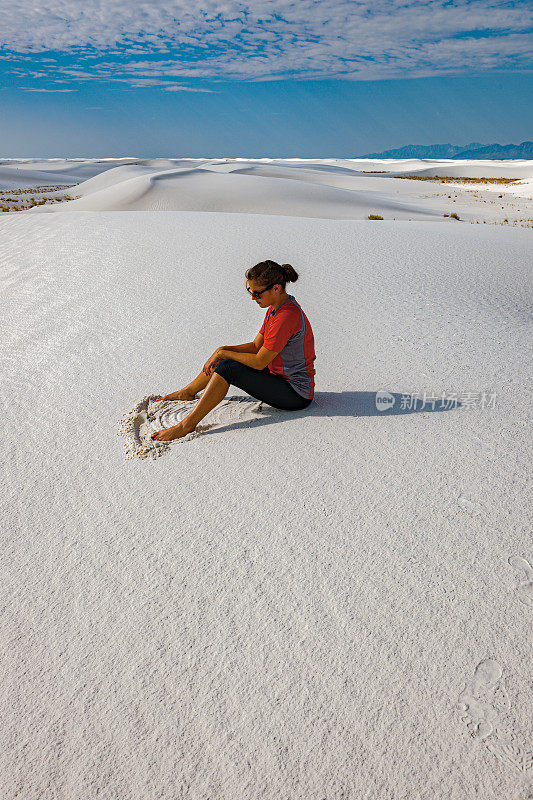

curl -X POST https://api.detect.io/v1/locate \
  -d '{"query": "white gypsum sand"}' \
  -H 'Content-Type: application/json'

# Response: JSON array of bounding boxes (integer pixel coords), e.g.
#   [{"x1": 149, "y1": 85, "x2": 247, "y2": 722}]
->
[{"x1": 0, "y1": 159, "x2": 532, "y2": 800}]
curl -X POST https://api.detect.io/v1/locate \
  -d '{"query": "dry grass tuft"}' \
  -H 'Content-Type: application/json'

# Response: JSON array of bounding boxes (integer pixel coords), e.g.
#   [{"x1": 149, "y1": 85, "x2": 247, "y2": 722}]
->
[
  {"x1": 396, "y1": 176, "x2": 521, "y2": 185},
  {"x1": 0, "y1": 184, "x2": 78, "y2": 212}
]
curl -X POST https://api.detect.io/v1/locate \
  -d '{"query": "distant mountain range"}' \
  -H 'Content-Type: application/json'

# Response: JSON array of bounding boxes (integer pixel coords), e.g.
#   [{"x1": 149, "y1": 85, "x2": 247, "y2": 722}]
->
[{"x1": 358, "y1": 141, "x2": 533, "y2": 160}]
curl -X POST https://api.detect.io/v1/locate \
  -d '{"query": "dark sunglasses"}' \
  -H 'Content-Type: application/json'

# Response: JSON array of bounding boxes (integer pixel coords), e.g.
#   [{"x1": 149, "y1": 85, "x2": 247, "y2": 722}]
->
[{"x1": 246, "y1": 282, "x2": 277, "y2": 299}]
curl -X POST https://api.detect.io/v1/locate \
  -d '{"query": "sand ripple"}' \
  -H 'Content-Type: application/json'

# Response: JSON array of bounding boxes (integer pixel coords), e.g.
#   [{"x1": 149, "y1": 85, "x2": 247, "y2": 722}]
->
[{"x1": 118, "y1": 394, "x2": 265, "y2": 460}]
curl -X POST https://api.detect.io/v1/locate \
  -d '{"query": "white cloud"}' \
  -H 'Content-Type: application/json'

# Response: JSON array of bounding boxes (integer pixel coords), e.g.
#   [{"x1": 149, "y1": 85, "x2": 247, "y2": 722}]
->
[
  {"x1": 23, "y1": 87, "x2": 76, "y2": 91},
  {"x1": 161, "y1": 84, "x2": 216, "y2": 92},
  {"x1": 0, "y1": 0, "x2": 531, "y2": 83}
]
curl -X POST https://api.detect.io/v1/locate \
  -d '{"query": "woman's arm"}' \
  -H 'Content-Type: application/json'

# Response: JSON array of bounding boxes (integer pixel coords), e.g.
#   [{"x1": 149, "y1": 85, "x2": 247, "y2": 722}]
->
[
  {"x1": 206, "y1": 334, "x2": 269, "y2": 373},
  {"x1": 203, "y1": 335, "x2": 265, "y2": 376},
  {"x1": 221, "y1": 332, "x2": 264, "y2": 354},
  {"x1": 217, "y1": 346, "x2": 278, "y2": 370},
  {"x1": 220, "y1": 342, "x2": 258, "y2": 354}
]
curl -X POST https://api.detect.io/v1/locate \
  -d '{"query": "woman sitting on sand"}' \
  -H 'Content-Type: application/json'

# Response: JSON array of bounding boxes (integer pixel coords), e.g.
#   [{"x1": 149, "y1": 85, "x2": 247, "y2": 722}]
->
[{"x1": 151, "y1": 260, "x2": 316, "y2": 442}]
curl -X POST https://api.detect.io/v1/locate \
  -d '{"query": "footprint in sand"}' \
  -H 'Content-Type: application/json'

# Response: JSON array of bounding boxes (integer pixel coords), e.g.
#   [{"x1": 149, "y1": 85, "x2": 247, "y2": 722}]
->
[
  {"x1": 118, "y1": 394, "x2": 267, "y2": 460},
  {"x1": 427, "y1": 565, "x2": 457, "y2": 603},
  {"x1": 508, "y1": 556, "x2": 533, "y2": 607},
  {"x1": 457, "y1": 494, "x2": 483, "y2": 517},
  {"x1": 456, "y1": 659, "x2": 533, "y2": 775},
  {"x1": 438, "y1": 578, "x2": 457, "y2": 603}
]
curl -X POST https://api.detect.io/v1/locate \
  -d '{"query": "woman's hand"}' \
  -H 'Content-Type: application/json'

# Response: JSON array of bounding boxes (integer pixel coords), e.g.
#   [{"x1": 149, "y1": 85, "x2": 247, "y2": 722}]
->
[{"x1": 202, "y1": 349, "x2": 224, "y2": 376}]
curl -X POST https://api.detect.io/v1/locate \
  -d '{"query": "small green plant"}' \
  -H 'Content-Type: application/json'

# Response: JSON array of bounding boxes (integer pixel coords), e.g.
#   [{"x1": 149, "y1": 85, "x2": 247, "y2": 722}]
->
[
  {"x1": 449, "y1": 212, "x2": 460, "y2": 220},
  {"x1": 368, "y1": 214, "x2": 383, "y2": 220}
]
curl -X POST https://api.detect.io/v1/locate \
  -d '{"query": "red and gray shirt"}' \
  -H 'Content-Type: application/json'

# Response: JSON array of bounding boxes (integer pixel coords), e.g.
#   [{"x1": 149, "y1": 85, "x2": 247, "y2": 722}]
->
[{"x1": 259, "y1": 295, "x2": 316, "y2": 399}]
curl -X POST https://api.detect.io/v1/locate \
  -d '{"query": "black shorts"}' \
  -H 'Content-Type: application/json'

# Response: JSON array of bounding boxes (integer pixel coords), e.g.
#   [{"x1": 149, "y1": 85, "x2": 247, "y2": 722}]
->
[{"x1": 213, "y1": 359, "x2": 313, "y2": 411}]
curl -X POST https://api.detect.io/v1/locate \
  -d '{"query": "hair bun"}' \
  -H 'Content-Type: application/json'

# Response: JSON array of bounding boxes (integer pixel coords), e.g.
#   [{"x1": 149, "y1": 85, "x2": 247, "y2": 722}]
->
[
  {"x1": 245, "y1": 260, "x2": 299, "y2": 287},
  {"x1": 280, "y1": 263, "x2": 299, "y2": 283}
]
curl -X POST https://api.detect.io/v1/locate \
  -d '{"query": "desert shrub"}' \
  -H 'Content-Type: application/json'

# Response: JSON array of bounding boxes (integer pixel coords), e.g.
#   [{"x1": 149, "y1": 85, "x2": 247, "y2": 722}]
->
[
  {"x1": 368, "y1": 214, "x2": 383, "y2": 220},
  {"x1": 449, "y1": 212, "x2": 460, "y2": 220},
  {"x1": 397, "y1": 175, "x2": 519, "y2": 185}
]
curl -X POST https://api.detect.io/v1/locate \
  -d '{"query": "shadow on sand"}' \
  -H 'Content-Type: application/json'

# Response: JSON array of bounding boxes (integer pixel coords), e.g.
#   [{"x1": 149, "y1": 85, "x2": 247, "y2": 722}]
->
[{"x1": 200, "y1": 390, "x2": 462, "y2": 436}]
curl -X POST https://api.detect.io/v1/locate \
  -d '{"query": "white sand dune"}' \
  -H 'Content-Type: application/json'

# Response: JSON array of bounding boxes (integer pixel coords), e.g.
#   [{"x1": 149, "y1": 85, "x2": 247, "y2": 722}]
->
[
  {"x1": 1, "y1": 163, "x2": 532, "y2": 799},
  {"x1": 31, "y1": 167, "x2": 445, "y2": 219},
  {"x1": 352, "y1": 158, "x2": 533, "y2": 179},
  {"x1": 5, "y1": 156, "x2": 528, "y2": 224},
  {"x1": 0, "y1": 157, "x2": 143, "y2": 189}
]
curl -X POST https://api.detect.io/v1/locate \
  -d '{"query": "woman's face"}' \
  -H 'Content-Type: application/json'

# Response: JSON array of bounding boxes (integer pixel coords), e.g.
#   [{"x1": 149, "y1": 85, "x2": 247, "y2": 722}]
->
[{"x1": 247, "y1": 278, "x2": 281, "y2": 308}]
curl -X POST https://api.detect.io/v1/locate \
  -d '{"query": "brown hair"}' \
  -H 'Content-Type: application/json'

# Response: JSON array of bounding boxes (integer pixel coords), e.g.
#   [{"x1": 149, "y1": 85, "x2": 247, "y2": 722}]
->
[{"x1": 245, "y1": 259, "x2": 299, "y2": 291}]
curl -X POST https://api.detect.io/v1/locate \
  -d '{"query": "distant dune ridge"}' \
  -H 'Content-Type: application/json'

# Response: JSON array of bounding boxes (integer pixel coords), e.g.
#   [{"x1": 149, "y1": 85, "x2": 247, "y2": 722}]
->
[
  {"x1": 360, "y1": 141, "x2": 533, "y2": 160},
  {"x1": 2, "y1": 156, "x2": 531, "y2": 225}
]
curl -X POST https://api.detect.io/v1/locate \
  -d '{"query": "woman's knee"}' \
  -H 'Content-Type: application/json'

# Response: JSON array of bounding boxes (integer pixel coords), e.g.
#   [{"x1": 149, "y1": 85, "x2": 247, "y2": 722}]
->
[{"x1": 213, "y1": 358, "x2": 234, "y2": 381}]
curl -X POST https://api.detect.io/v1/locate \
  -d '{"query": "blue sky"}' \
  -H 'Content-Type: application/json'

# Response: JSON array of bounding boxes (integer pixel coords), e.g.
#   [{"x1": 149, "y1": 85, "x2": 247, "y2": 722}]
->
[{"x1": 1, "y1": 0, "x2": 532, "y2": 158}]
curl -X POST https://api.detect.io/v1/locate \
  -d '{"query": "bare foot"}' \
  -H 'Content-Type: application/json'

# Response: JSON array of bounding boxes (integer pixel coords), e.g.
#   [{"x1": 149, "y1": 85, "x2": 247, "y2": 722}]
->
[
  {"x1": 151, "y1": 420, "x2": 196, "y2": 442},
  {"x1": 154, "y1": 389, "x2": 197, "y2": 402}
]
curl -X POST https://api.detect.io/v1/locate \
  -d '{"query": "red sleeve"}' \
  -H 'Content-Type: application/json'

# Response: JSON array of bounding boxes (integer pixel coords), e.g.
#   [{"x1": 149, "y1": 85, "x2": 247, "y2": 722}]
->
[{"x1": 262, "y1": 310, "x2": 299, "y2": 353}]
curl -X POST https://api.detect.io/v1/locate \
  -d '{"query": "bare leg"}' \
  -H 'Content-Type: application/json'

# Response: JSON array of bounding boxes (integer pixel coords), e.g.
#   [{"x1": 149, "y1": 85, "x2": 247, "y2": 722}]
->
[
  {"x1": 152, "y1": 373, "x2": 230, "y2": 441},
  {"x1": 157, "y1": 369, "x2": 213, "y2": 401}
]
